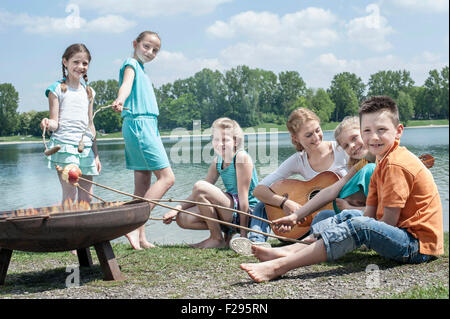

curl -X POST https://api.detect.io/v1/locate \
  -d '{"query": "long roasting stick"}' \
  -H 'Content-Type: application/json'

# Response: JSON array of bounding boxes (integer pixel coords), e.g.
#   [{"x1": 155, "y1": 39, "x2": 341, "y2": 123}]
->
[
  {"x1": 76, "y1": 176, "x2": 307, "y2": 244},
  {"x1": 152, "y1": 198, "x2": 273, "y2": 225}
]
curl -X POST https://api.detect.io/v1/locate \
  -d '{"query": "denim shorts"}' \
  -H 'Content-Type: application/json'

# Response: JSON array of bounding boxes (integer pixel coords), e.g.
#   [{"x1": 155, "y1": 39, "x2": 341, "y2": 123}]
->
[
  {"x1": 220, "y1": 193, "x2": 252, "y2": 235},
  {"x1": 311, "y1": 209, "x2": 434, "y2": 264}
]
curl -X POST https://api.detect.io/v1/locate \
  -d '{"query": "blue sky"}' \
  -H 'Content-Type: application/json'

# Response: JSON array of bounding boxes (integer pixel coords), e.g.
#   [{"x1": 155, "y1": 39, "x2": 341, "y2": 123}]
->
[{"x1": 1, "y1": 0, "x2": 448, "y2": 112}]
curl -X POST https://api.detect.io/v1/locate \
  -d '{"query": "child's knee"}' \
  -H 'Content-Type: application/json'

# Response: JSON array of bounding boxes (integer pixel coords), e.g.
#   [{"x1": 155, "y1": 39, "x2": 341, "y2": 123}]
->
[
  {"x1": 192, "y1": 180, "x2": 211, "y2": 197},
  {"x1": 159, "y1": 169, "x2": 175, "y2": 188}
]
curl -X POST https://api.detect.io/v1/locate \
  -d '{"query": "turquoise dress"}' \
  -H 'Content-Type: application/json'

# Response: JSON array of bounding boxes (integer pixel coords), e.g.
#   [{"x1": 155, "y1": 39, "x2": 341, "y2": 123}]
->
[
  {"x1": 119, "y1": 57, "x2": 170, "y2": 171},
  {"x1": 333, "y1": 163, "x2": 376, "y2": 213}
]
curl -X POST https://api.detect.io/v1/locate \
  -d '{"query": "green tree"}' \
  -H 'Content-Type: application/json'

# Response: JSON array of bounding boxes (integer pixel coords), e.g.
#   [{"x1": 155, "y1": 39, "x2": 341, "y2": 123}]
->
[
  {"x1": 90, "y1": 79, "x2": 119, "y2": 108},
  {"x1": 310, "y1": 88, "x2": 335, "y2": 122},
  {"x1": 396, "y1": 91, "x2": 414, "y2": 124},
  {"x1": 94, "y1": 108, "x2": 122, "y2": 133},
  {"x1": 424, "y1": 69, "x2": 443, "y2": 118},
  {"x1": 440, "y1": 66, "x2": 449, "y2": 118},
  {"x1": 277, "y1": 71, "x2": 307, "y2": 116},
  {"x1": 16, "y1": 110, "x2": 37, "y2": 135},
  {"x1": 328, "y1": 79, "x2": 359, "y2": 121},
  {"x1": 367, "y1": 70, "x2": 415, "y2": 99},
  {"x1": 0, "y1": 83, "x2": 19, "y2": 136},
  {"x1": 224, "y1": 66, "x2": 260, "y2": 126},
  {"x1": 89, "y1": 79, "x2": 121, "y2": 132},
  {"x1": 410, "y1": 86, "x2": 428, "y2": 119},
  {"x1": 28, "y1": 111, "x2": 50, "y2": 136}
]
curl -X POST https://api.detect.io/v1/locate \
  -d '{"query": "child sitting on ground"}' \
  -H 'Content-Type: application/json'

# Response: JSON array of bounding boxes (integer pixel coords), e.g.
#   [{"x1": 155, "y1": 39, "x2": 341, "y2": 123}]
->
[
  {"x1": 163, "y1": 118, "x2": 259, "y2": 249},
  {"x1": 240, "y1": 96, "x2": 443, "y2": 282}
]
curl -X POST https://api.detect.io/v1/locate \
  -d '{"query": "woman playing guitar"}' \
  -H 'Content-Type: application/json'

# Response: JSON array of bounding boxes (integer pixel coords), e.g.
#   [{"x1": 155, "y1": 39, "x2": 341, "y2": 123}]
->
[{"x1": 230, "y1": 108, "x2": 349, "y2": 254}]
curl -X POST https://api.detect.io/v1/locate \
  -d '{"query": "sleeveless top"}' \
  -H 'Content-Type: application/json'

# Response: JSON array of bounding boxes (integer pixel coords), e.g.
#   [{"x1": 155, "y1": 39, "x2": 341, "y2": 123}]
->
[
  {"x1": 216, "y1": 150, "x2": 259, "y2": 208},
  {"x1": 45, "y1": 80, "x2": 96, "y2": 146},
  {"x1": 119, "y1": 57, "x2": 159, "y2": 118}
]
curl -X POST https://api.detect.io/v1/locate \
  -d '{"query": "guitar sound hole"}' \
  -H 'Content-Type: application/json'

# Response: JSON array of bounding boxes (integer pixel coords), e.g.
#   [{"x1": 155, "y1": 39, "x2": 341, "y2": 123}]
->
[{"x1": 309, "y1": 190, "x2": 321, "y2": 201}]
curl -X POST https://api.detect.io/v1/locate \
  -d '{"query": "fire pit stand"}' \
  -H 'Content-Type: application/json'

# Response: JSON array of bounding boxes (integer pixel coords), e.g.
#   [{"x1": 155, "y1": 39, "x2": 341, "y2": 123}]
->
[
  {"x1": 0, "y1": 242, "x2": 124, "y2": 285},
  {"x1": 0, "y1": 200, "x2": 150, "y2": 285}
]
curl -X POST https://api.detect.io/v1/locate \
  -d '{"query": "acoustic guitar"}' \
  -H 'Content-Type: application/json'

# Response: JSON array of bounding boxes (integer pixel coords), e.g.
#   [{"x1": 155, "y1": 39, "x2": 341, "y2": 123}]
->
[
  {"x1": 266, "y1": 171, "x2": 340, "y2": 239},
  {"x1": 265, "y1": 153, "x2": 435, "y2": 240}
]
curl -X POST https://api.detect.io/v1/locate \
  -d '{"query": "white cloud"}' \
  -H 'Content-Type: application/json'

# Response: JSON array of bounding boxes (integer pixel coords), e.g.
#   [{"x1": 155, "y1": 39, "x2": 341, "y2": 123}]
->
[
  {"x1": 149, "y1": 50, "x2": 223, "y2": 86},
  {"x1": 346, "y1": 4, "x2": 394, "y2": 52},
  {"x1": 73, "y1": 0, "x2": 231, "y2": 17},
  {"x1": 207, "y1": 8, "x2": 338, "y2": 48},
  {"x1": 392, "y1": 0, "x2": 449, "y2": 13},
  {"x1": 0, "y1": 9, "x2": 135, "y2": 35}
]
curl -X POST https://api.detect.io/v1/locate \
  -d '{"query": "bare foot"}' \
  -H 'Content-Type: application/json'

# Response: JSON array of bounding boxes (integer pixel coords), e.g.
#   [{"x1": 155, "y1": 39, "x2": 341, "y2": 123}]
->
[
  {"x1": 252, "y1": 245, "x2": 286, "y2": 262},
  {"x1": 140, "y1": 240, "x2": 156, "y2": 249},
  {"x1": 70, "y1": 250, "x2": 77, "y2": 256},
  {"x1": 125, "y1": 229, "x2": 142, "y2": 250},
  {"x1": 190, "y1": 237, "x2": 226, "y2": 249},
  {"x1": 240, "y1": 262, "x2": 281, "y2": 282}
]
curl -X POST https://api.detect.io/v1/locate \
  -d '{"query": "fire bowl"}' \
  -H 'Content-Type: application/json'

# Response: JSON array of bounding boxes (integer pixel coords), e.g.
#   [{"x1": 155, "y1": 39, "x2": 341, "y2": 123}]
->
[{"x1": 0, "y1": 200, "x2": 151, "y2": 252}]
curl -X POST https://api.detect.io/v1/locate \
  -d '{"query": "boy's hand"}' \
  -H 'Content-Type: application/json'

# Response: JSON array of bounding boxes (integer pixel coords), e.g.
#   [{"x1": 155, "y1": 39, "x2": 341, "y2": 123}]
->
[{"x1": 272, "y1": 213, "x2": 299, "y2": 233}]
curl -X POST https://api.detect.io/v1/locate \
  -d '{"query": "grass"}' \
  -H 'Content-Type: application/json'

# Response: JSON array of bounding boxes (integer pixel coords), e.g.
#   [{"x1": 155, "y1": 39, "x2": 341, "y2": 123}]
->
[
  {"x1": 1, "y1": 119, "x2": 447, "y2": 143},
  {"x1": 0, "y1": 233, "x2": 448, "y2": 299}
]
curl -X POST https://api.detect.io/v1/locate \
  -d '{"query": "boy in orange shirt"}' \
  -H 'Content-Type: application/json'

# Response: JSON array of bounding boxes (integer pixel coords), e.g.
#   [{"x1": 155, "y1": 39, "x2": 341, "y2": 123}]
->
[{"x1": 240, "y1": 96, "x2": 443, "y2": 282}]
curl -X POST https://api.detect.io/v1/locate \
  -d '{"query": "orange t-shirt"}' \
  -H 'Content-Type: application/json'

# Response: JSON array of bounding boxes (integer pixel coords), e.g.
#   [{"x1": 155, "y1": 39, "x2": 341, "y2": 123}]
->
[{"x1": 366, "y1": 139, "x2": 443, "y2": 255}]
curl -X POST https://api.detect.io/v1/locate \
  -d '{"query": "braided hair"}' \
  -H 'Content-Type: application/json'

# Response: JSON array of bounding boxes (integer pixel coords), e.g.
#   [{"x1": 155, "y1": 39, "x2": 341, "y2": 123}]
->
[{"x1": 61, "y1": 43, "x2": 93, "y2": 102}]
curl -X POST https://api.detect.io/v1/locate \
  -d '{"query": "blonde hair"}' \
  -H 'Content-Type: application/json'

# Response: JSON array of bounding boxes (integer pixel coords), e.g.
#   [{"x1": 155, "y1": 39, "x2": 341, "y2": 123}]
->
[
  {"x1": 286, "y1": 108, "x2": 320, "y2": 152},
  {"x1": 211, "y1": 117, "x2": 244, "y2": 151},
  {"x1": 334, "y1": 116, "x2": 366, "y2": 167},
  {"x1": 334, "y1": 116, "x2": 360, "y2": 145}
]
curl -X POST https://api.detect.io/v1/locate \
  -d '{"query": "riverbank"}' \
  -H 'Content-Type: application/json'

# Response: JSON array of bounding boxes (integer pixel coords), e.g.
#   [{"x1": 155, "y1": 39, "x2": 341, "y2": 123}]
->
[
  {"x1": 0, "y1": 233, "x2": 448, "y2": 299},
  {"x1": 1, "y1": 121, "x2": 448, "y2": 145}
]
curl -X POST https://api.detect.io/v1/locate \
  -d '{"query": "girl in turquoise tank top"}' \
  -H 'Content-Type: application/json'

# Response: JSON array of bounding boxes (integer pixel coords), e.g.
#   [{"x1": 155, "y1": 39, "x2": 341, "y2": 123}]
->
[{"x1": 163, "y1": 118, "x2": 259, "y2": 249}]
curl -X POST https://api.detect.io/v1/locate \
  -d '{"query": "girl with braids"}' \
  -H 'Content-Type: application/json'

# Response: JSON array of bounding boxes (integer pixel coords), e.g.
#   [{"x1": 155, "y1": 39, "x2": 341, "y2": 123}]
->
[
  {"x1": 40, "y1": 43, "x2": 101, "y2": 207},
  {"x1": 112, "y1": 31, "x2": 175, "y2": 250}
]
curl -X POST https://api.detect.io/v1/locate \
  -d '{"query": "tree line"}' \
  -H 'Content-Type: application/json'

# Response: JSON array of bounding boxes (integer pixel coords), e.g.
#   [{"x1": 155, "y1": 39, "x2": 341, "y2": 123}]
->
[{"x1": 0, "y1": 65, "x2": 448, "y2": 136}]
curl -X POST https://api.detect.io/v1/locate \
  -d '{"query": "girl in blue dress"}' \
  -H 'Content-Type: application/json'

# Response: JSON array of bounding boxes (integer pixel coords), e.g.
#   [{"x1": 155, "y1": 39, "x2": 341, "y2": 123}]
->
[{"x1": 112, "y1": 31, "x2": 175, "y2": 250}]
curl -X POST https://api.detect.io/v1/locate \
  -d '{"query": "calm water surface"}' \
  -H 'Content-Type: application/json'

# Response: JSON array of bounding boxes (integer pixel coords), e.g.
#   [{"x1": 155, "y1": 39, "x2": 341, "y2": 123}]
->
[{"x1": 0, "y1": 127, "x2": 448, "y2": 245}]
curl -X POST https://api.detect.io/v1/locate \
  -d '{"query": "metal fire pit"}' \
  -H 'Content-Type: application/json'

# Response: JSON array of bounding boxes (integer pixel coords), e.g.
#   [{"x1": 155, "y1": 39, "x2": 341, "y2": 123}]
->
[{"x1": 0, "y1": 200, "x2": 151, "y2": 284}]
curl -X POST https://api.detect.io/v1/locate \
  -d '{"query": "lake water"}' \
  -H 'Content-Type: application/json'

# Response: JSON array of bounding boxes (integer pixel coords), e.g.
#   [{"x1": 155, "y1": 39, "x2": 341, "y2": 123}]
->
[{"x1": 0, "y1": 127, "x2": 448, "y2": 245}]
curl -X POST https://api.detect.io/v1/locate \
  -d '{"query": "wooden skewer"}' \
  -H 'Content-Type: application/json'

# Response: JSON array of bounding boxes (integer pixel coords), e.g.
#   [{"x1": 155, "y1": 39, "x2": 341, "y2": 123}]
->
[
  {"x1": 75, "y1": 183, "x2": 107, "y2": 203},
  {"x1": 42, "y1": 126, "x2": 61, "y2": 156},
  {"x1": 75, "y1": 175, "x2": 307, "y2": 244},
  {"x1": 78, "y1": 105, "x2": 129, "y2": 153},
  {"x1": 153, "y1": 198, "x2": 273, "y2": 225}
]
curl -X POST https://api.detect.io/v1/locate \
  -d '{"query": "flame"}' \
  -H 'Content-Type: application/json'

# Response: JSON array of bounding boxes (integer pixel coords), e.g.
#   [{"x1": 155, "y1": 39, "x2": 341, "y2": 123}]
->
[{"x1": 8, "y1": 200, "x2": 126, "y2": 219}]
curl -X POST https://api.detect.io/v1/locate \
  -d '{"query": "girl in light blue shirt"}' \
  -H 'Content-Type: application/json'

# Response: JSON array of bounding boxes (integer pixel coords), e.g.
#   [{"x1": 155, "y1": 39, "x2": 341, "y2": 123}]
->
[{"x1": 112, "y1": 31, "x2": 175, "y2": 251}]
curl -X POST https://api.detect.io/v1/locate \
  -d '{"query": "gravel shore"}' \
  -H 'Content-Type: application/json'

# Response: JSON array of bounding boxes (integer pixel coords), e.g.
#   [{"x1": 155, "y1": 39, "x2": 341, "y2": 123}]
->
[{"x1": 1, "y1": 243, "x2": 448, "y2": 300}]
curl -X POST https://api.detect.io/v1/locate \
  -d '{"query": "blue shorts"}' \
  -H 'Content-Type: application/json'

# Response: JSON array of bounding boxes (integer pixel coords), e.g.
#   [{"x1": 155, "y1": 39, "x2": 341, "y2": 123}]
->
[
  {"x1": 220, "y1": 193, "x2": 253, "y2": 235},
  {"x1": 122, "y1": 115, "x2": 170, "y2": 171},
  {"x1": 46, "y1": 138, "x2": 98, "y2": 176}
]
